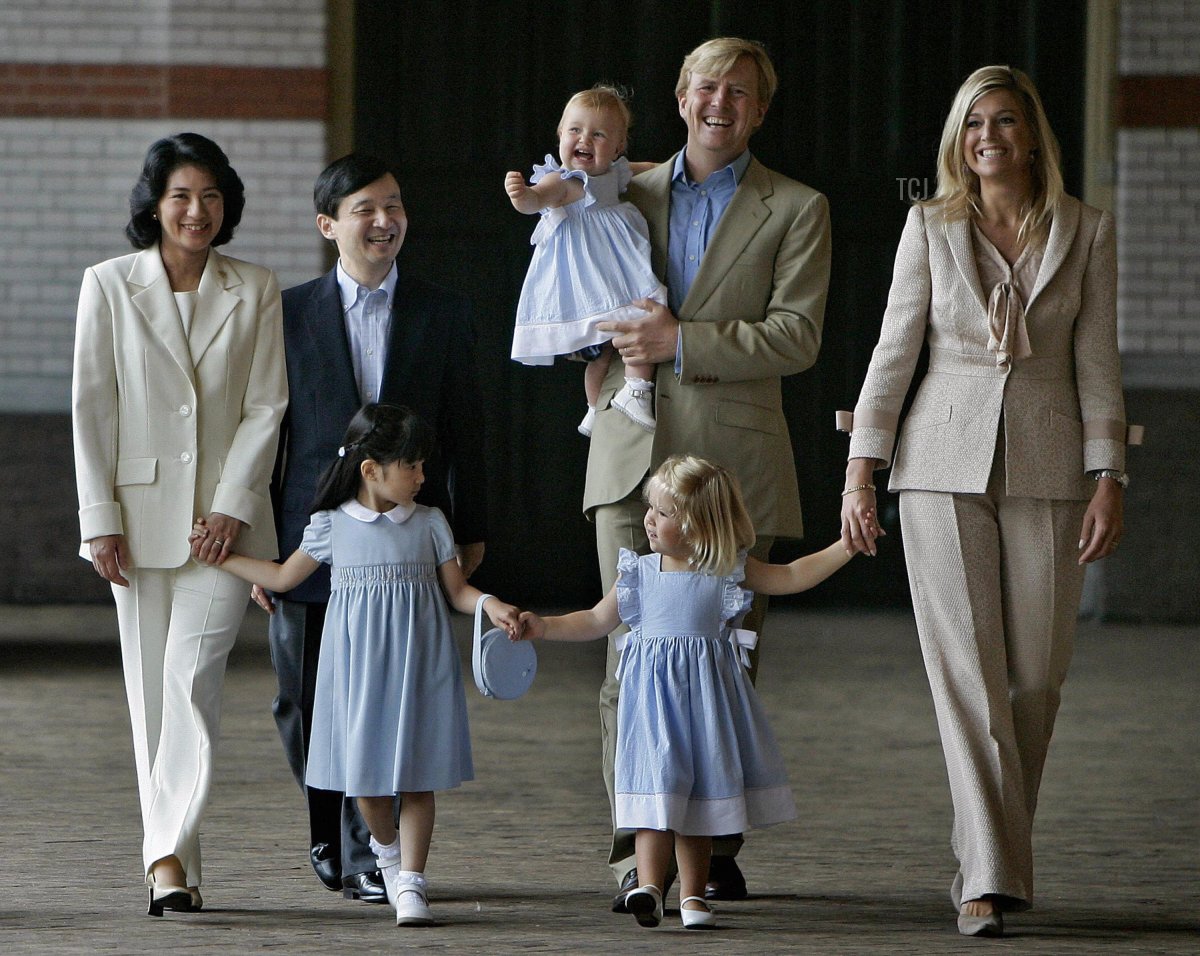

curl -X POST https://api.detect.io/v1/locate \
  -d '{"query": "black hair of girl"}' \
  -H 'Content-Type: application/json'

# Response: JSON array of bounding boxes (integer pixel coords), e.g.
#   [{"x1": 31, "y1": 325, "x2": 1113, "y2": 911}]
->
[
  {"x1": 310, "y1": 404, "x2": 435, "y2": 514},
  {"x1": 125, "y1": 132, "x2": 246, "y2": 249}
]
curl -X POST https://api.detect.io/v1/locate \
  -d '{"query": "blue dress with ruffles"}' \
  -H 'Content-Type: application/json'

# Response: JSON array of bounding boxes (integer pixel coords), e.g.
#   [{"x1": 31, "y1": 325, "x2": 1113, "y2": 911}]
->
[
  {"x1": 510, "y1": 155, "x2": 666, "y2": 365},
  {"x1": 300, "y1": 501, "x2": 473, "y2": 797},
  {"x1": 613, "y1": 549, "x2": 797, "y2": 834}
]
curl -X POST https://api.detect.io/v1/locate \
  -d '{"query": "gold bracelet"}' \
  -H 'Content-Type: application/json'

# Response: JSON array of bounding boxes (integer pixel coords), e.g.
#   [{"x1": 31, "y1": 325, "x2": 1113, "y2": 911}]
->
[{"x1": 841, "y1": 483, "x2": 876, "y2": 496}]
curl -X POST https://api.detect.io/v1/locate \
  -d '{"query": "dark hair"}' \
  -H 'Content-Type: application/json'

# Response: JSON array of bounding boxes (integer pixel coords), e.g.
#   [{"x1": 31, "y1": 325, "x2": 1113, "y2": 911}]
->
[
  {"x1": 313, "y1": 152, "x2": 399, "y2": 218},
  {"x1": 125, "y1": 133, "x2": 245, "y2": 249},
  {"x1": 310, "y1": 404, "x2": 435, "y2": 513}
]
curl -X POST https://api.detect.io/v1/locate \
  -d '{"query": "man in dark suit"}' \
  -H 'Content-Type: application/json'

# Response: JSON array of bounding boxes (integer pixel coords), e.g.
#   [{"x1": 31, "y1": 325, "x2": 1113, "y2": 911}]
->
[{"x1": 261, "y1": 154, "x2": 487, "y2": 903}]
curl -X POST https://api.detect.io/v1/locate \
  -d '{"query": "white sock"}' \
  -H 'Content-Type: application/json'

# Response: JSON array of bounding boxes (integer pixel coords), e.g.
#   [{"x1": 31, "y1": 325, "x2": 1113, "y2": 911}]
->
[
  {"x1": 370, "y1": 834, "x2": 402, "y2": 867},
  {"x1": 624, "y1": 376, "x2": 654, "y2": 392}
]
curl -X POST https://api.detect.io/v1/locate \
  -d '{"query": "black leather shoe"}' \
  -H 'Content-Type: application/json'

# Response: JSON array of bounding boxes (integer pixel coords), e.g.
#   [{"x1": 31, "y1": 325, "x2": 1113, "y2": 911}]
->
[
  {"x1": 310, "y1": 843, "x2": 342, "y2": 892},
  {"x1": 342, "y1": 869, "x2": 387, "y2": 904},
  {"x1": 704, "y1": 856, "x2": 748, "y2": 901},
  {"x1": 611, "y1": 867, "x2": 676, "y2": 913}
]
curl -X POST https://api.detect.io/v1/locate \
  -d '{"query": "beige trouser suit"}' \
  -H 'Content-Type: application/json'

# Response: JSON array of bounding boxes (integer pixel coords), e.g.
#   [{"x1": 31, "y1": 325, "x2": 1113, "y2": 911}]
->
[
  {"x1": 844, "y1": 198, "x2": 1131, "y2": 909},
  {"x1": 73, "y1": 247, "x2": 287, "y2": 886}
]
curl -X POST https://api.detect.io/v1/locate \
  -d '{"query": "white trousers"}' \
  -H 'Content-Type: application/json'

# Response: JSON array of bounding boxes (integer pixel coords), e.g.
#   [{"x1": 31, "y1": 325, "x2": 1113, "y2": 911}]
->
[
  {"x1": 899, "y1": 461, "x2": 1087, "y2": 910},
  {"x1": 111, "y1": 561, "x2": 248, "y2": 886}
]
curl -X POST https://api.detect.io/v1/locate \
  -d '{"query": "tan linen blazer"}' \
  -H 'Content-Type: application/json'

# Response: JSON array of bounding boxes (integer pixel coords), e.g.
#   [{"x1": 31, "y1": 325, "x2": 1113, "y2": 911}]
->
[
  {"x1": 846, "y1": 196, "x2": 1127, "y2": 500},
  {"x1": 73, "y1": 245, "x2": 288, "y2": 567},
  {"x1": 583, "y1": 155, "x2": 831, "y2": 538}
]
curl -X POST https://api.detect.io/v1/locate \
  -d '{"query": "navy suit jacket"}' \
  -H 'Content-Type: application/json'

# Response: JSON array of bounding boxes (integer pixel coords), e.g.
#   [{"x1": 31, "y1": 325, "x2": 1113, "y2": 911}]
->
[{"x1": 272, "y1": 266, "x2": 488, "y2": 603}]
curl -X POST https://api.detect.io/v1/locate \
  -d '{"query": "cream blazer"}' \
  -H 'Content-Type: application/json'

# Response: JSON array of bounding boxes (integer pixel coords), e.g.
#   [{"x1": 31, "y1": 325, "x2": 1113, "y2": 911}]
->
[
  {"x1": 583, "y1": 155, "x2": 832, "y2": 538},
  {"x1": 73, "y1": 245, "x2": 288, "y2": 567},
  {"x1": 845, "y1": 196, "x2": 1128, "y2": 500}
]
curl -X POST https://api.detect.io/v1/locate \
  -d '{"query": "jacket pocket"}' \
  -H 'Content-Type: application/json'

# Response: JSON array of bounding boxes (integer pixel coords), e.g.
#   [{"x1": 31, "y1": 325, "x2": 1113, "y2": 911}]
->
[
  {"x1": 114, "y1": 457, "x2": 157, "y2": 486},
  {"x1": 715, "y1": 399, "x2": 780, "y2": 435},
  {"x1": 902, "y1": 404, "x2": 953, "y2": 432}
]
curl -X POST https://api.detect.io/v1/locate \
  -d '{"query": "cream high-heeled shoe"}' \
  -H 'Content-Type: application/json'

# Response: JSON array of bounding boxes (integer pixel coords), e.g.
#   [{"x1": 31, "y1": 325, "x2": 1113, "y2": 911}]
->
[{"x1": 147, "y1": 872, "x2": 195, "y2": 917}]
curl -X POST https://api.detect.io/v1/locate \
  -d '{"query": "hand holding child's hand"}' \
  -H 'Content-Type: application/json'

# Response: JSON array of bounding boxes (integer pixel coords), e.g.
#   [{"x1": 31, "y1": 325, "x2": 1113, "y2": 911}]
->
[
  {"x1": 517, "y1": 610, "x2": 546, "y2": 641},
  {"x1": 485, "y1": 598, "x2": 523, "y2": 639},
  {"x1": 188, "y1": 518, "x2": 211, "y2": 560},
  {"x1": 505, "y1": 171, "x2": 541, "y2": 214}
]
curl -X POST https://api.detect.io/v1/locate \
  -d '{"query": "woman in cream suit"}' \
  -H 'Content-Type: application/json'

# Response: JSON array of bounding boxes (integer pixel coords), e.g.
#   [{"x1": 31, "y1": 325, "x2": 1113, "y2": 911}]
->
[
  {"x1": 839, "y1": 67, "x2": 1133, "y2": 937},
  {"x1": 73, "y1": 133, "x2": 287, "y2": 915}
]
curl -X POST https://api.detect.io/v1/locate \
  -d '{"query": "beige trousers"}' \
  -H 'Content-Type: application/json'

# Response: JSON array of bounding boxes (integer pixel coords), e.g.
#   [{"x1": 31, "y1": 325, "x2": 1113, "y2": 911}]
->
[
  {"x1": 595, "y1": 488, "x2": 773, "y2": 884},
  {"x1": 899, "y1": 451, "x2": 1087, "y2": 910},
  {"x1": 111, "y1": 561, "x2": 248, "y2": 886}
]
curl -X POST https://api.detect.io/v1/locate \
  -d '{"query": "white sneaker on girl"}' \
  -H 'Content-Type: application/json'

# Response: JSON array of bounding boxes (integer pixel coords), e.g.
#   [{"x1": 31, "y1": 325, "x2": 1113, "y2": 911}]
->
[{"x1": 611, "y1": 377, "x2": 655, "y2": 431}]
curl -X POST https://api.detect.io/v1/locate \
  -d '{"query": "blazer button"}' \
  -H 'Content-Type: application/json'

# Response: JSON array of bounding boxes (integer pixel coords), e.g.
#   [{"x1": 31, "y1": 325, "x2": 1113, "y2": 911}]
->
[
  {"x1": 181, "y1": 452, "x2": 193, "y2": 464},
  {"x1": 179, "y1": 404, "x2": 192, "y2": 416}
]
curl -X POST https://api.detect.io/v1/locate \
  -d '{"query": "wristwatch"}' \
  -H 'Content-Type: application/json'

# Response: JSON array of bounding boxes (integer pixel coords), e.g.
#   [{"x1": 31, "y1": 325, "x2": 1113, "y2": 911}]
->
[{"x1": 1091, "y1": 469, "x2": 1129, "y2": 488}]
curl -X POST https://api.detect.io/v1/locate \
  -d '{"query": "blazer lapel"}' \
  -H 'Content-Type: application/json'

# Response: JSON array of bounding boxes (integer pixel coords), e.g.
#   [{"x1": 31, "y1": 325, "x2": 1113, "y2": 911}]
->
[
  {"x1": 632, "y1": 159, "x2": 673, "y2": 280},
  {"x1": 128, "y1": 248, "x2": 194, "y2": 380},
  {"x1": 679, "y1": 158, "x2": 772, "y2": 317},
  {"x1": 944, "y1": 217, "x2": 988, "y2": 313},
  {"x1": 1026, "y1": 195, "x2": 1080, "y2": 311},
  {"x1": 188, "y1": 250, "x2": 243, "y2": 366},
  {"x1": 305, "y1": 270, "x2": 360, "y2": 406}
]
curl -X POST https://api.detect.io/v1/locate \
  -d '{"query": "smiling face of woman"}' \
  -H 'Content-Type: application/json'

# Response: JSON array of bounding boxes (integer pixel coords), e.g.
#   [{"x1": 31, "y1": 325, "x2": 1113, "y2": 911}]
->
[
  {"x1": 962, "y1": 89, "x2": 1036, "y2": 186},
  {"x1": 156, "y1": 164, "x2": 224, "y2": 263}
]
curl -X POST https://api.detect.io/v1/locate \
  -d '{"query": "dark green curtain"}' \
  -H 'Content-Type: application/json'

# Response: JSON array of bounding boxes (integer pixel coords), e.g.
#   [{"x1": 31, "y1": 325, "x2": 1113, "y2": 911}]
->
[{"x1": 353, "y1": 0, "x2": 1086, "y2": 606}]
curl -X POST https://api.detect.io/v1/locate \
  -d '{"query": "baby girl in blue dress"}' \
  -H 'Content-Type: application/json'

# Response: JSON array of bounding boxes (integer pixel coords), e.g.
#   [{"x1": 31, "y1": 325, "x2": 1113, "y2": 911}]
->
[
  {"x1": 192, "y1": 404, "x2": 520, "y2": 928},
  {"x1": 505, "y1": 84, "x2": 666, "y2": 436},
  {"x1": 519, "y1": 454, "x2": 861, "y2": 929}
]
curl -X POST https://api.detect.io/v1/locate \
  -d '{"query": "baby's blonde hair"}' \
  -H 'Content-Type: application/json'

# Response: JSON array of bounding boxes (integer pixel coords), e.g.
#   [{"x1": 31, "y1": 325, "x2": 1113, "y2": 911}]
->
[
  {"x1": 647, "y1": 455, "x2": 755, "y2": 577},
  {"x1": 558, "y1": 84, "x2": 633, "y2": 150}
]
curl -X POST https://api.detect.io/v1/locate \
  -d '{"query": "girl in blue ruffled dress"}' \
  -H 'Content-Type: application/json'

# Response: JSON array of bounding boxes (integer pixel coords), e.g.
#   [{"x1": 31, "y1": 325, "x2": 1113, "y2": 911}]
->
[
  {"x1": 505, "y1": 84, "x2": 666, "y2": 436},
  {"x1": 520, "y1": 455, "x2": 860, "y2": 929},
  {"x1": 191, "y1": 404, "x2": 520, "y2": 928}
]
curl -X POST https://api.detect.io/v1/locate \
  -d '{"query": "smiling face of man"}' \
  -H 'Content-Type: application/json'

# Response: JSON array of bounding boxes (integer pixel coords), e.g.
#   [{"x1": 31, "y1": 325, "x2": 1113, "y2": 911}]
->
[
  {"x1": 317, "y1": 173, "x2": 408, "y2": 289},
  {"x1": 677, "y1": 55, "x2": 768, "y2": 179}
]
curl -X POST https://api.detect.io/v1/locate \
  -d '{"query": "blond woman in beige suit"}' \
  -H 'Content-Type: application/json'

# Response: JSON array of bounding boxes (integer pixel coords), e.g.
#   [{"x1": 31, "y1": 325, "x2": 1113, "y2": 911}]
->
[
  {"x1": 839, "y1": 67, "x2": 1133, "y2": 938},
  {"x1": 73, "y1": 134, "x2": 286, "y2": 915}
]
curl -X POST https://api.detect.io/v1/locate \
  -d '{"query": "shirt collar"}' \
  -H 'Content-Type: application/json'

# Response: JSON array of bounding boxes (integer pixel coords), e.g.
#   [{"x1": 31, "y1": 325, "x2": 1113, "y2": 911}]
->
[
  {"x1": 670, "y1": 149, "x2": 752, "y2": 187},
  {"x1": 335, "y1": 260, "x2": 399, "y2": 312},
  {"x1": 340, "y1": 499, "x2": 415, "y2": 524}
]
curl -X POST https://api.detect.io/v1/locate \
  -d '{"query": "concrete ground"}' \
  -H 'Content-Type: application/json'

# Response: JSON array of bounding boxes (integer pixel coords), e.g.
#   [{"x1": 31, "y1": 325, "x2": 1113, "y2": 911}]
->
[{"x1": 0, "y1": 604, "x2": 1195, "y2": 955}]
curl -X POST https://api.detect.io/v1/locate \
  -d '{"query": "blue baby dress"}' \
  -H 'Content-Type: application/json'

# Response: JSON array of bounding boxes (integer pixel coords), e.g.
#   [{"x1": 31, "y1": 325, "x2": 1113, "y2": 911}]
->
[
  {"x1": 302, "y1": 500, "x2": 473, "y2": 796},
  {"x1": 510, "y1": 155, "x2": 666, "y2": 365},
  {"x1": 613, "y1": 549, "x2": 797, "y2": 834}
]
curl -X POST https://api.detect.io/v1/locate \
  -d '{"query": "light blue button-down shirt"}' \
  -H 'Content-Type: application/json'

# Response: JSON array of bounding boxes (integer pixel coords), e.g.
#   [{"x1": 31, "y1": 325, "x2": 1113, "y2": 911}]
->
[
  {"x1": 336, "y1": 260, "x2": 398, "y2": 404},
  {"x1": 666, "y1": 149, "x2": 752, "y2": 315}
]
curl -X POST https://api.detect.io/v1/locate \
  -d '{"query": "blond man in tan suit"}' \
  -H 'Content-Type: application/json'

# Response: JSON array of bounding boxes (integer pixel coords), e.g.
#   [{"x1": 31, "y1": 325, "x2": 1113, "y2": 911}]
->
[
  {"x1": 840, "y1": 67, "x2": 1134, "y2": 938},
  {"x1": 586, "y1": 38, "x2": 831, "y2": 907}
]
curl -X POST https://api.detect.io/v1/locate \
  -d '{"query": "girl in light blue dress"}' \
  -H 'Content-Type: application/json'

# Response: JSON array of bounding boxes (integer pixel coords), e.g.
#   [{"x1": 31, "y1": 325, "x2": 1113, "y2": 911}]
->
[
  {"x1": 191, "y1": 404, "x2": 520, "y2": 928},
  {"x1": 505, "y1": 84, "x2": 666, "y2": 436},
  {"x1": 520, "y1": 455, "x2": 861, "y2": 930}
]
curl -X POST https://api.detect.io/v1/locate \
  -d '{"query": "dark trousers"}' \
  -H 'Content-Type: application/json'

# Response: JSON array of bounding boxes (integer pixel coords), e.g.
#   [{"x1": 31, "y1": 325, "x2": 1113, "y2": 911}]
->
[{"x1": 268, "y1": 598, "x2": 376, "y2": 877}]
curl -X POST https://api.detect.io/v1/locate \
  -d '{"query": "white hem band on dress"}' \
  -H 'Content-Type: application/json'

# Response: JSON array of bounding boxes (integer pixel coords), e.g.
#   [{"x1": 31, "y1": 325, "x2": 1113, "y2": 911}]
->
[{"x1": 616, "y1": 784, "x2": 797, "y2": 834}]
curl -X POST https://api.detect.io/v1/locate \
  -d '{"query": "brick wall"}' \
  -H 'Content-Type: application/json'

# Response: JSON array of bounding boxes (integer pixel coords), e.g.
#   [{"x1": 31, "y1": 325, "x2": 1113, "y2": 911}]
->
[
  {"x1": 0, "y1": 0, "x2": 328, "y2": 412},
  {"x1": 1115, "y1": 0, "x2": 1200, "y2": 383}
]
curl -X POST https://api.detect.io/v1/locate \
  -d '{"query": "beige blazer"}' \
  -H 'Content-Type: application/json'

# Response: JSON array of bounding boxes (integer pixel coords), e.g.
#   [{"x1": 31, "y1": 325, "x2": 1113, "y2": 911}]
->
[
  {"x1": 846, "y1": 196, "x2": 1127, "y2": 500},
  {"x1": 583, "y1": 155, "x2": 832, "y2": 538},
  {"x1": 73, "y1": 245, "x2": 288, "y2": 567}
]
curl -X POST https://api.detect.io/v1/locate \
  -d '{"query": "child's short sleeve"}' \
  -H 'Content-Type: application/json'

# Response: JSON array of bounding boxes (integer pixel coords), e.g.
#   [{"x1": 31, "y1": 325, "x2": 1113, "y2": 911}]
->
[
  {"x1": 613, "y1": 155, "x2": 632, "y2": 193},
  {"x1": 427, "y1": 507, "x2": 458, "y2": 566},
  {"x1": 298, "y1": 510, "x2": 334, "y2": 565},
  {"x1": 614, "y1": 548, "x2": 642, "y2": 629},
  {"x1": 722, "y1": 550, "x2": 754, "y2": 624}
]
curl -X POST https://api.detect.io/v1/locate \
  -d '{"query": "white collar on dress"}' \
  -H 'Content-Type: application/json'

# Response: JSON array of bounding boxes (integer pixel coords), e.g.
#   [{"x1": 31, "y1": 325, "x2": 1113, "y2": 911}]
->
[{"x1": 339, "y1": 499, "x2": 416, "y2": 524}]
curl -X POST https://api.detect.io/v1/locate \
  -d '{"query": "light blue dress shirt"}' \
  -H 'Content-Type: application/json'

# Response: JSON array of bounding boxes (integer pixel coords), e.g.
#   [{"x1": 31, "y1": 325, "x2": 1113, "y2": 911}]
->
[
  {"x1": 336, "y1": 260, "x2": 398, "y2": 404},
  {"x1": 666, "y1": 149, "x2": 753, "y2": 315}
]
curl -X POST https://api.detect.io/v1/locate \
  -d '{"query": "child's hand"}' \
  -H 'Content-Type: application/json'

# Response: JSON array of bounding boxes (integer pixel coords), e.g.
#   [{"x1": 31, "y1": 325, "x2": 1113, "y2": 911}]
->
[
  {"x1": 517, "y1": 610, "x2": 546, "y2": 641},
  {"x1": 189, "y1": 518, "x2": 210, "y2": 557},
  {"x1": 505, "y1": 171, "x2": 541, "y2": 214},
  {"x1": 485, "y1": 597, "x2": 523, "y2": 639}
]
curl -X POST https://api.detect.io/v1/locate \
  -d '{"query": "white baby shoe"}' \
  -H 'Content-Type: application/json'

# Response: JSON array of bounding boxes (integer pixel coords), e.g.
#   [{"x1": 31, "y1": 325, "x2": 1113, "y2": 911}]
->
[
  {"x1": 611, "y1": 378, "x2": 656, "y2": 431},
  {"x1": 578, "y1": 405, "x2": 597, "y2": 437}
]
